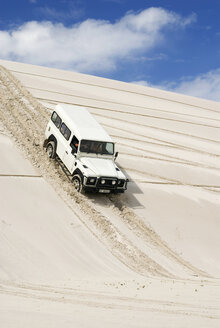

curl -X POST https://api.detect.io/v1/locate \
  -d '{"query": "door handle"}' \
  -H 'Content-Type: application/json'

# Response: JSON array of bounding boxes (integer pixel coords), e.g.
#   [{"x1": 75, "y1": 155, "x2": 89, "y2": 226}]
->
[{"x1": 65, "y1": 151, "x2": 68, "y2": 154}]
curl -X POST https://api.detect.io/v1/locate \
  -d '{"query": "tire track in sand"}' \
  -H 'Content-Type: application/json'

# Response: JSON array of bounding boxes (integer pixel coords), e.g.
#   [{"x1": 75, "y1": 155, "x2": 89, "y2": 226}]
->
[{"x1": 0, "y1": 65, "x2": 210, "y2": 279}]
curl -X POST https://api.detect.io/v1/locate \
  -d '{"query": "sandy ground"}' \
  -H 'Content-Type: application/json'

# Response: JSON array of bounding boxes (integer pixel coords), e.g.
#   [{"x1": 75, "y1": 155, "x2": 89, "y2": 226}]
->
[{"x1": 0, "y1": 59, "x2": 220, "y2": 327}]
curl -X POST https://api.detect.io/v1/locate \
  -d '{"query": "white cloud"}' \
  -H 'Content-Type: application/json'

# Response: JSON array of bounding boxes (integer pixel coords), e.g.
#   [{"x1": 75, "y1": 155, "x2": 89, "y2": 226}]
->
[
  {"x1": 37, "y1": 5, "x2": 84, "y2": 21},
  {"x1": 173, "y1": 69, "x2": 220, "y2": 101},
  {"x1": 132, "y1": 80, "x2": 151, "y2": 87},
  {"x1": 133, "y1": 69, "x2": 220, "y2": 102},
  {"x1": 0, "y1": 7, "x2": 195, "y2": 73}
]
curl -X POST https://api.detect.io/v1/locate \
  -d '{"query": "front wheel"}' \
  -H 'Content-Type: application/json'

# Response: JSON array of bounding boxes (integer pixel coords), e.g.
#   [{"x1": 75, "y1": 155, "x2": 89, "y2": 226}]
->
[
  {"x1": 72, "y1": 174, "x2": 83, "y2": 193},
  {"x1": 46, "y1": 141, "x2": 56, "y2": 159}
]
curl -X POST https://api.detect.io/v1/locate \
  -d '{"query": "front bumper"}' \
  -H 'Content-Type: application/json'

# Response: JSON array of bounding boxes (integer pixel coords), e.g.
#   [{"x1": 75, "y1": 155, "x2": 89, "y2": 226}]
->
[{"x1": 83, "y1": 176, "x2": 128, "y2": 193}]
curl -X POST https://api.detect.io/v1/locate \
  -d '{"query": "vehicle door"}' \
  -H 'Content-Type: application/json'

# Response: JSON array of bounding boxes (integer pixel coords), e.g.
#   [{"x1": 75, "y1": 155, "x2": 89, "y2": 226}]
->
[{"x1": 59, "y1": 122, "x2": 75, "y2": 173}]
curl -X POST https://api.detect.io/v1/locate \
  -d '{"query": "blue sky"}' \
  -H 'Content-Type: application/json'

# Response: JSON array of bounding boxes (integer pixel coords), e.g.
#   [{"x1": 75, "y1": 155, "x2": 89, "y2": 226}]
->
[{"x1": 0, "y1": 0, "x2": 220, "y2": 101}]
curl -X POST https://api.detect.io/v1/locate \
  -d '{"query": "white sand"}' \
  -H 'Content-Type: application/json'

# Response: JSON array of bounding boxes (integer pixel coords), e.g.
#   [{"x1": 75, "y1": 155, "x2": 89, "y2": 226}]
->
[{"x1": 0, "y1": 59, "x2": 219, "y2": 327}]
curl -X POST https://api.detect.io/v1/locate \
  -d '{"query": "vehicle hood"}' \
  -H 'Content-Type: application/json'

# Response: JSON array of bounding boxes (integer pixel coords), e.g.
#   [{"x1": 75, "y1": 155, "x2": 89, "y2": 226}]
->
[{"x1": 80, "y1": 157, "x2": 124, "y2": 178}]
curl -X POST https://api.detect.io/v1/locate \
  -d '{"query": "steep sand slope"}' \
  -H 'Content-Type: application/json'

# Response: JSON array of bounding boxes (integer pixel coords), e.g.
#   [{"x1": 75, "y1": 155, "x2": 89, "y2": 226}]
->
[
  {"x1": 0, "y1": 60, "x2": 220, "y2": 327},
  {"x1": 1, "y1": 59, "x2": 219, "y2": 277}
]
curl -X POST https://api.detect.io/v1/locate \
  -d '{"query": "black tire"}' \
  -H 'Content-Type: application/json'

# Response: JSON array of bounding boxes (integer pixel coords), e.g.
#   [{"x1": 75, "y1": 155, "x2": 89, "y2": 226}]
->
[
  {"x1": 72, "y1": 174, "x2": 83, "y2": 193},
  {"x1": 46, "y1": 141, "x2": 56, "y2": 159}
]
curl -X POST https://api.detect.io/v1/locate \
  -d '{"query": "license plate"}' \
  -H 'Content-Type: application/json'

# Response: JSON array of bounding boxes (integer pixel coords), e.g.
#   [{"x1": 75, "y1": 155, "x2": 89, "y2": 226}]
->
[{"x1": 99, "y1": 189, "x2": 110, "y2": 193}]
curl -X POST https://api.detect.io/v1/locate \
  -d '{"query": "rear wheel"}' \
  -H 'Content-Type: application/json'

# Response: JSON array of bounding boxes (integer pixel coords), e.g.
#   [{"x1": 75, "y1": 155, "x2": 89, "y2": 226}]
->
[
  {"x1": 72, "y1": 174, "x2": 83, "y2": 193},
  {"x1": 46, "y1": 141, "x2": 56, "y2": 159}
]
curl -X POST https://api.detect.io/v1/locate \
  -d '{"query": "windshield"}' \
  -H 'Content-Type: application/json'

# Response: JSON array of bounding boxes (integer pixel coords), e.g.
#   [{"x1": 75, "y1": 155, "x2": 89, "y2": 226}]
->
[{"x1": 80, "y1": 140, "x2": 114, "y2": 155}]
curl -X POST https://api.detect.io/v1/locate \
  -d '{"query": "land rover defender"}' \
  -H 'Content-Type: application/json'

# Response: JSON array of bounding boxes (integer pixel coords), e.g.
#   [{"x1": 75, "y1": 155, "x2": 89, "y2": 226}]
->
[{"x1": 43, "y1": 104, "x2": 128, "y2": 193}]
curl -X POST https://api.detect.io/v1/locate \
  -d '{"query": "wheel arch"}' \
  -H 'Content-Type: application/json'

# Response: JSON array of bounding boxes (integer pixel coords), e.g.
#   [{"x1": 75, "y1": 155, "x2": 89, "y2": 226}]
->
[
  {"x1": 48, "y1": 134, "x2": 57, "y2": 144},
  {"x1": 44, "y1": 134, "x2": 57, "y2": 148},
  {"x1": 44, "y1": 134, "x2": 57, "y2": 151},
  {"x1": 72, "y1": 168, "x2": 83, "y2": 179}
]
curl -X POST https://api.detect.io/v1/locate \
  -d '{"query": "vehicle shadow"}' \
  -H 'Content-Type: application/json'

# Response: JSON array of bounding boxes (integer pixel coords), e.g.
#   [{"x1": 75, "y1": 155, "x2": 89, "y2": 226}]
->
[{"x1": 87, "y1": 174, "x2": 144, "y2": 210}]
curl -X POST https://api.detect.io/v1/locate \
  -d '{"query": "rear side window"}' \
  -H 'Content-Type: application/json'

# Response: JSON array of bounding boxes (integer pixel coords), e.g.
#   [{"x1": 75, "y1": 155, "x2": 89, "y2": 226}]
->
[
  {"x1": 51, "y1": 111, "x2": 61, "y2": 128},
  {"x1": 60, "y1": 122, "x2": 71, "y2": 141}
]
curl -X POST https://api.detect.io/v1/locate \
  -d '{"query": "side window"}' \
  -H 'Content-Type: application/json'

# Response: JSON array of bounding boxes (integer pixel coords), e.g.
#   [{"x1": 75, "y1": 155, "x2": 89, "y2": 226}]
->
[
  {"x1": 70, "y1": 136, "x2": 79, "y2": 153},
  {"x1": 60, "y1": 122, "x2": 71, "y2": 141},
  {"x1": 51, "y1": 111, "x2": 61, "y2": 128}
]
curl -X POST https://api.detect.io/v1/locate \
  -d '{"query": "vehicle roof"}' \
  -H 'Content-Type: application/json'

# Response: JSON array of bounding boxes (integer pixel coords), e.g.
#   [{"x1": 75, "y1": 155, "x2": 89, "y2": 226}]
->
[{"x1": 55, "y1": 104, "x2": 113, "y2": 143}]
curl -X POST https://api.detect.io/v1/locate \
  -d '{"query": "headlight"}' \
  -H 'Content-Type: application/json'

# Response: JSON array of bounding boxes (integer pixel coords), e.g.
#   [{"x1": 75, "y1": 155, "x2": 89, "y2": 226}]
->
[
  {"x1": 118, "y1": 179, "x2": 125, "y2": 187},
  {"x1": 87, "y1": 177, "x2": 97, "y2": 185},
  {"x1": 112, "y1": 180, "x2": 116, "y2": 185},
  {"x1": 101, "y1": 179, "x2": 106, "y2": 184}
]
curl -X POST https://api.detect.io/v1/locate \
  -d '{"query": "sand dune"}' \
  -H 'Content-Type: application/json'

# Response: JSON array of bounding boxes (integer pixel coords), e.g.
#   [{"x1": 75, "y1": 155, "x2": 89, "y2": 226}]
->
[{"x1": 0, "y1": 59, "x2": 219, "y2": 327}]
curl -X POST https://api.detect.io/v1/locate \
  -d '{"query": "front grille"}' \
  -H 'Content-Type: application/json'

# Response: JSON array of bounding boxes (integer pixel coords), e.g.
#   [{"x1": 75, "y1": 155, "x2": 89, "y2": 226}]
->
[{"x1": 97, "y1": 177, "x2": 117, "y2": 189}]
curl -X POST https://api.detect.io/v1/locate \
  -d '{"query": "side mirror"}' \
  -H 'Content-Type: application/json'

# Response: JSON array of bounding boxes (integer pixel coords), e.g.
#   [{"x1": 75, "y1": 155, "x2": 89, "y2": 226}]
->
[{"x1": 114, "y1": 151, "x2": 118, "y2": 161}]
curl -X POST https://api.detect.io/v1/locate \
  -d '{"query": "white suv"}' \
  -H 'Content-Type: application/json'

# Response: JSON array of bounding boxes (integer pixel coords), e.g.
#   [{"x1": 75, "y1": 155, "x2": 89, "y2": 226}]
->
[{"x1": 43, "y1": 104, "x2": 128, "y2": 193}]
